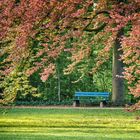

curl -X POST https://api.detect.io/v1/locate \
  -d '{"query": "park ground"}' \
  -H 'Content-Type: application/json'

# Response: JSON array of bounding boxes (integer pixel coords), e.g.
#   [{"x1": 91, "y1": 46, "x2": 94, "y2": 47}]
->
[{"x1": 0, "y1": 107, "x2": 140, "y2": 140}]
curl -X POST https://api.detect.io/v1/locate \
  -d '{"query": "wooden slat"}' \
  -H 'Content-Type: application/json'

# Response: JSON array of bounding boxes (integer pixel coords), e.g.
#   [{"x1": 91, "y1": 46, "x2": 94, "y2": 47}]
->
[{"x1": 74, "y1": 92, "x2": 110, "y2": 97}]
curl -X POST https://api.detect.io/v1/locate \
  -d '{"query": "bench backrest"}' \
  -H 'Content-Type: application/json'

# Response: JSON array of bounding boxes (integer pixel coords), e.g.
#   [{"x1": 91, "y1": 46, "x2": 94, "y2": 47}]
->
[{"x1": 74, "y1": 92, "x2": 110, "y2": 98}]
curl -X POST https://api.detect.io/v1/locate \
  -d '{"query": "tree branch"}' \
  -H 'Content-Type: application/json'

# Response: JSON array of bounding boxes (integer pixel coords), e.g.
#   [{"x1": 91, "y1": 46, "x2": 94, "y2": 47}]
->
[
  {"x1": 84, "y1": 23, "x2": 107, "y2": 32},
  {"x1": 83, "y1": 10, "x2": 110, "y2": 32}
]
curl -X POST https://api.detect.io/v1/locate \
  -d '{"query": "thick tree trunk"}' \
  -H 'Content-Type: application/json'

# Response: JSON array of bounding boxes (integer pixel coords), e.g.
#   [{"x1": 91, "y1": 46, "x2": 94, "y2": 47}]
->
[{"x1": 112, "y1": 30, "x2": 124, "y2": 105}]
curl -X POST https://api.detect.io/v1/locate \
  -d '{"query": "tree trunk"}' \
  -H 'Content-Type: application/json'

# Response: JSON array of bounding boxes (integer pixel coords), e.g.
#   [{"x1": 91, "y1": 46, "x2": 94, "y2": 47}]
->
[
  {"x1": 57, "y1": 68, "x2": 61, "y2": 102},
  {"x1": 112, "y1": 30, "x2": 124, "y2": 105}
]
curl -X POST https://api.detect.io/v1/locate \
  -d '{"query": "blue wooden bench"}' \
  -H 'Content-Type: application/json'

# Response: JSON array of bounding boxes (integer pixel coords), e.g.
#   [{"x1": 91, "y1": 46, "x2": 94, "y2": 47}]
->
[{"x1": 73, "y1": 92, "x2": 110, "y2": 107}]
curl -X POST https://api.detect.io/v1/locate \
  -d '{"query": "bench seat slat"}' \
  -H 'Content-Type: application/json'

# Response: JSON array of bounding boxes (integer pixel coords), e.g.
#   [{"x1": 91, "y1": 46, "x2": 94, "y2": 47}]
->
[
  {"x1": 75, "y1": 95, "x2": 109, "y2": 97},
  {"x1": 75, "y1": 93, "x2": 109, "y2": 95},
  {"x1": 75, "y1": 92, "x2": 110, "y2": 97}
]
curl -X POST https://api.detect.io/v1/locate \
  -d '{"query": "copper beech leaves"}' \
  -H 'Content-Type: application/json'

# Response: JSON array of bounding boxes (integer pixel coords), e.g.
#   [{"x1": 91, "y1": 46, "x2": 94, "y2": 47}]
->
[{"x1": 0, "y1": 0, "x2": 140, "y2": 107}]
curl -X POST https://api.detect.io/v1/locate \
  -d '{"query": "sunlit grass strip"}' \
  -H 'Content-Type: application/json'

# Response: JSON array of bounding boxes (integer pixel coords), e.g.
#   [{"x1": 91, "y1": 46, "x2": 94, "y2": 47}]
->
[{"x1": 0, "y1": 108, "x2": 140, "y2": 140}]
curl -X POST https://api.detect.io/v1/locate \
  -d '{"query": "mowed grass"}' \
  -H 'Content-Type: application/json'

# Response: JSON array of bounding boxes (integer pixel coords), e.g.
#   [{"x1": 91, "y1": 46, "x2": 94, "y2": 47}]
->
[{"x1": 0, "y1": 107, "x2": 140, "y2": 140}]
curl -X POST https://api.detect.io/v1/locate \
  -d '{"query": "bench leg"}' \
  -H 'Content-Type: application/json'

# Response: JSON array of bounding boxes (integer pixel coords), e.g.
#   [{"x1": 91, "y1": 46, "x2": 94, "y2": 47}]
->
[
  {"x1": 100, "y1": 101, "x2": 104, "y2": 108},
  {"x1": 100, "y1": 101, "x2": 107, "y2": 108},
  {"x1": 73, "y1": 100, "x2": 80, "y2": 107}
]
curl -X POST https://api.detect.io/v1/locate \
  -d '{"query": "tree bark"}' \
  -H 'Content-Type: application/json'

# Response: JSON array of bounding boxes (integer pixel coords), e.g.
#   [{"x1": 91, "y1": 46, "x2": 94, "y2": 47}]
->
[{"x1": 112, "y1": 30, "x2": 124, "y2": 105}]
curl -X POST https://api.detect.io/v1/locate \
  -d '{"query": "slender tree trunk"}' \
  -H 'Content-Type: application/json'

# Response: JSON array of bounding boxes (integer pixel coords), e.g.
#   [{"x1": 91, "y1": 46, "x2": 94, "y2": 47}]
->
[
  {"x1": 112, "y1": 30, "x2": 124, "y2": 105},
  {"x1": 57, "y1": 68, "x2": 61, "y2": 102}
]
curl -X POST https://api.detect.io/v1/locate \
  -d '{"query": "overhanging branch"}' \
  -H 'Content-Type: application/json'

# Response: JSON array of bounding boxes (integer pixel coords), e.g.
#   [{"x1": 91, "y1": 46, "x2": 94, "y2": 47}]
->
[
  {"x1": 83, "y1": 10, "x2": 110, "y2": 32},
  {"x1": 84, "y1": 23, "x2": 107, "y2": 32}
]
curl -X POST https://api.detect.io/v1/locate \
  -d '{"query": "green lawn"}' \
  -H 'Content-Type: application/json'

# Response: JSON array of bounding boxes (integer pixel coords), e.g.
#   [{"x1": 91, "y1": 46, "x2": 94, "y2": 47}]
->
[{"x1": 0, "y1": 107, "x2": 140, "y2": 140}]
